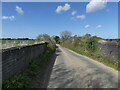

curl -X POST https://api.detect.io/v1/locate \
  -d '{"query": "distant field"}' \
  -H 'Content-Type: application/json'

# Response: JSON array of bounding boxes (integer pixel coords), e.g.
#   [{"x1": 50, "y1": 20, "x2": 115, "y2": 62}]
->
[
  {"x1": 1, "y1": 40, "x2": 39, "y2": 49},
  {"x1": 0, "y1": 40, "x2": 37, "y2": 44}
]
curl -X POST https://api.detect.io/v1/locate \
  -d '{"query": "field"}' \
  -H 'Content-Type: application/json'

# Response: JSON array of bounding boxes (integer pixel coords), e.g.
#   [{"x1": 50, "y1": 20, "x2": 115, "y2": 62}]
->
[{"x1": 1, "y1": 40, "x2": 39, "y2": 49}]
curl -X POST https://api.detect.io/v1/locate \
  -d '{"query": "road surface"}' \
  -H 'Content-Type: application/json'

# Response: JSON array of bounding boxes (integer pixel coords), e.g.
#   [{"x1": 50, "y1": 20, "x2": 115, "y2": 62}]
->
[{"x1": 47, "y1": 45, "x2": 118, "y2": 88}]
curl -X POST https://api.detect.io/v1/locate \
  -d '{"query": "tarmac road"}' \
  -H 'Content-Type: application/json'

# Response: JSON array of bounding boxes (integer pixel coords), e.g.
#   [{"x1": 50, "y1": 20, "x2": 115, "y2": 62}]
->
[{"x1": 47, "y1": 45, "x2": 118, "y2": 88}]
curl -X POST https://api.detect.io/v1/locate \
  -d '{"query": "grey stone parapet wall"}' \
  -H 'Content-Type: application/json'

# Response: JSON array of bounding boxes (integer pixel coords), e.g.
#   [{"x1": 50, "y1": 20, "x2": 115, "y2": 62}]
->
[
  {"x1": 2, "y1": 42, "x2": 48, "y2": 80},
  {"x1": 98, "y1": 40, "x2": 120, "y2": 60}
]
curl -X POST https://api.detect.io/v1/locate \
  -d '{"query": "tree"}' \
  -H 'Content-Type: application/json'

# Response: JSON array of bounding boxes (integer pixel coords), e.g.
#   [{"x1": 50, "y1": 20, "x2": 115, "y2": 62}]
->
[
  {"x1": 36, "y1": 34, "x2": 56, "y2": 50},
  {"x1": 86, "y1": 37, "x2": 98, "y2": 52},
  {"x1": 60, "y1": 30, "x2": 72, "y2": 40},
  {"x1": 36, "y1": 34, "x2": 51, "y2": 41},
  {"x1": 54, "y1": 36, "x2": 60, "y2": 44},
  {"x1": 85, "y1": 34, "x2": 91, "y2": 38}
]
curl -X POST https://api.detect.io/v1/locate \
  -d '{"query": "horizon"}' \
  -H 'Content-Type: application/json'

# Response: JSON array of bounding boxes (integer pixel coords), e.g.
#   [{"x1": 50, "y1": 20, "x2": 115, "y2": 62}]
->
[{"x1": 2, "y1": 2, "x2": 118, "y2": 39}]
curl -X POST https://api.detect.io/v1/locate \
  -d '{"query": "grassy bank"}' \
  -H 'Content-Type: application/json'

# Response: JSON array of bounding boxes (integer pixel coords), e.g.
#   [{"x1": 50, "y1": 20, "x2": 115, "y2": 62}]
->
[
  {"x1": 62, "y1": 46, "x2": 119, "y2": 71},
  {"x1": 2, "y1": 49, "x2": 55, "y2": 88}
]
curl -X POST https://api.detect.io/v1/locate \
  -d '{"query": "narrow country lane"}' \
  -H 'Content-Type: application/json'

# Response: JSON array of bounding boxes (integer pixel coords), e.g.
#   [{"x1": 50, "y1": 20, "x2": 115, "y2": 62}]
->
[{"x1": 47, "y1": 45, "x2": 118, "y2": 88}]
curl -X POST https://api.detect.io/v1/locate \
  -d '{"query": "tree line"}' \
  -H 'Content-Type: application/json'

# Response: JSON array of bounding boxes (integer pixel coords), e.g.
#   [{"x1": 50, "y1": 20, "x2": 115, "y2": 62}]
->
[{"x1": 36, "y1": 30, "x2": 103, "y2": 53}]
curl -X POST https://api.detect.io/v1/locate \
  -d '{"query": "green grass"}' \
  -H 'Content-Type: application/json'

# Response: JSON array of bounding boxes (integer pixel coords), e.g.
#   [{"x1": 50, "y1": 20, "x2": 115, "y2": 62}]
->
[
  {"x1": 62, "y1": 46, "x2": 119, "y2": 71},
  {"x1": 1, "y1": 40, "x2": 37, "y2": 44},
  {"x1": 2, "y1": 50, "x2": 55, "y2": 88}
]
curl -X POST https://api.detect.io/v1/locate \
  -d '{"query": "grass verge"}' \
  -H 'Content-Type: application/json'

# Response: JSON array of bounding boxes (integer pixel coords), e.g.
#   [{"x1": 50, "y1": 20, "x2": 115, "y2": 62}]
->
[
  {"x1": 2, "y1": 49, "x2": 55, "y2": 88},
  {"x1": 62, "y1": 46, "x2": 119, "y2": 71}
]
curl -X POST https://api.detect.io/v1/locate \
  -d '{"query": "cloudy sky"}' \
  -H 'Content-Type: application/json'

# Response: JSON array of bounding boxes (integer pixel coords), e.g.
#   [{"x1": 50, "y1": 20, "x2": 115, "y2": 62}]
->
[{"x1": 2, "y1": 1, "x2": 118, "y2": 39}]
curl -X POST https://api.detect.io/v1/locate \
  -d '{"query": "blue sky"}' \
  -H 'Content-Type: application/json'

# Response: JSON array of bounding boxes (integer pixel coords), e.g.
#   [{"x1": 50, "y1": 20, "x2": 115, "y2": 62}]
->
[{"x1": 2, "y1": 2, "x2": 118, "y2": 39}]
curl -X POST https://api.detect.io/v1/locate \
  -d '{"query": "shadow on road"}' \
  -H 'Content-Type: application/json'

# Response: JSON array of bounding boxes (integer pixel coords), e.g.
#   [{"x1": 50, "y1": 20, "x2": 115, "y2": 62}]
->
[{"x1": 30, "y1": 49, "x2": 60, "y2": 88}]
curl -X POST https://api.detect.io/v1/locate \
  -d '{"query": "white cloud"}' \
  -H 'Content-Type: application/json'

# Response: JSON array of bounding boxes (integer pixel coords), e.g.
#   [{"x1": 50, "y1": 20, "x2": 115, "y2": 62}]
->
[
  {"x1": 2, "y1": 16, "x2": 15, "y2": 20},
  {"x1": 86, "y1": 0, "x2": 107, "y2": 13},
  {"x1": 84, "y1": 25, "x2": 90, "y2": 28},
  {"x1": 56, "y1": 3, "x2": 71, "y2": 13},
  {"x1": 96, "y1": 25, "x2": 102, "y2": 28},
  {"x1": 16, "y1": 5, "x2": 24, "y2": 15},
  {"x1": 76, "y1": 15, "x2": 86, "y2": 20},
  {"x1": 71, "y1": 11, "x2": 77, "y2": 15}
]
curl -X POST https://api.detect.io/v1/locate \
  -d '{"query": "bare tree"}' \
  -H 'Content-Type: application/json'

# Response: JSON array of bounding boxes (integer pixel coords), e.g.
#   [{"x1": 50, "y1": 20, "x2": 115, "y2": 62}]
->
[{"x1": 60, "y1": 30, "x2": 72, "y2": 40}]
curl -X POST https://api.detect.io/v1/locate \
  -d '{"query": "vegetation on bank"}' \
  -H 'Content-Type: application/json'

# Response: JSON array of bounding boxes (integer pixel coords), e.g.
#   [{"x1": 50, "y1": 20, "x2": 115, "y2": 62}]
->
[
  {"x1": 2, "y1": 47, "x2": 55, "y2": 88},
  {"x1": 63, "y1": 46, "x2": 119, "y2": 71},
  {"x1": 59, "y1": 30, "x2": 119, "y2": 71}
]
